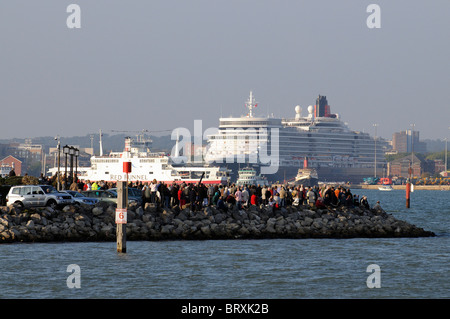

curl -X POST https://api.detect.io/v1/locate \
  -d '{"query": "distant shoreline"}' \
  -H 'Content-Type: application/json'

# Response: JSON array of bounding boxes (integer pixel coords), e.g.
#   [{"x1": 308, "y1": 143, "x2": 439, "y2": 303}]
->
[{"x1": 350, "y1": 184, "x2": 450, "y2": 191}]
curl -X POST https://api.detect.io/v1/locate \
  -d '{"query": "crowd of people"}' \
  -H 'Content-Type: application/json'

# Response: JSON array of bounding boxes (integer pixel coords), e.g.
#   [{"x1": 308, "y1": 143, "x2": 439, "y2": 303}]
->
[{"x1": 41, "y1": 173, "x2": 379, "y2": 212}]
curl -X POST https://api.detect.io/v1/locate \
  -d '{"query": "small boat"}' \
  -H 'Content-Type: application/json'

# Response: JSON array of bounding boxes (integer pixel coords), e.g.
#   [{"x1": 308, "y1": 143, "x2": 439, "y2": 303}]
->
[
  {"x1": 293, "y1": 157, "x2": 319, "y2": 187},
  {"x1": 378, "y1": 185, "x2": 393, "y2": 191}
]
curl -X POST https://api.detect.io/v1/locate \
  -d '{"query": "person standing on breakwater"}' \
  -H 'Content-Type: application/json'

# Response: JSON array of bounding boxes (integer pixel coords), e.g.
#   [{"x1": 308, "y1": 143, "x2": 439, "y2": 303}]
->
[
  {"x1": 189, "y1": 184, "x2": 197, "y2": 210},
  {"x1": 353, "y1": 194, "x2": 360, "y2": 207},
  {"x1": 315, "y1": 196, "x2": 326, "y2": 208},
  {"x1": 256, "y1": 184, "x2": 262, "y2": 200},
  {"x1": 242, "y1": 186, "x2": 249, "y2": 208},
  {"x1": 150, "y1": 179, "x2": 158, "y2": 204},
  {"x1": 286, "y1": 186, "x2": 293, "y2": 206},
  {"x1": 261, "y1": 185, "x2": 267, "y2": 205},
  {"x1": 344, "y1": 188, "x2": 354, "y2": 207},
  {"x1": 69, "y1": 180, "x2": 78, "y2": 191},
  {"x1": 268, "y1": 195, "x2": 275, "y2": 207},
  {"x1": 226, "y1": 191, "x2": 236, "y2": 206},
  {"x1": 273, "y1": 192, "x2": 280, "y2": 208},
  {"x1": 212, "y1": 188, "x2": 220, "y2": 206},
  {"x1": 170, "y1": 183, "x2": 179, "y2": 207},
  {"x1": 235, "y1": 186, "x2": 243, "y2": 209},
  {"x1": 360, "y1": 196, "x2": 370, "y2": 209},
  {"x1": 77, "y1": 180, "x2": 84, "y2": 192},
  {"x1": 292, "y1": 191, "x2": 301, "y2": 206},
  {"x1": 298, "y1": 185, "x2": 305, "y2": 205},
  {"x1": 162, "y1": 182, "x2": 171, "y2": 208},
  {"x1": 250, "y1": 191, "x2": 258, "y2": 206},
  {"x1": 83, "y1": 180, "x2": 91, "y2": 191},
  {"x1": 279, "y1": 186, "x2": 286, "y2": 207},
  {"x1": 307, "y1": 187, "x2": 316, "y2": 207},
  {"x1": 197, "y1": 183, "x2": 208, "y2": 207},
  {"x1": 207, "y1": 184, "x2": 215, "y2": 207},
  {"x1": 322, "y1": 186, "x2": 337, "y2": 207},
  {"x1": 217, "y1": 195, "x2": 227, "y2": 211},
  {"x1": 373, "y1": 201, "x2": 382, "y2": 211},
  {"x1": 337, "y1": 187, "x2": 346, "y2": 206},
  {"x1": 142, "y1": 182, "x2": 151, "y2": 206},
  {"x1": 178, "y1": 185, "x2": 187, "y2": 209},
  {"x1": 265, "y1": 187, "x2": 272, "y2": 205}
]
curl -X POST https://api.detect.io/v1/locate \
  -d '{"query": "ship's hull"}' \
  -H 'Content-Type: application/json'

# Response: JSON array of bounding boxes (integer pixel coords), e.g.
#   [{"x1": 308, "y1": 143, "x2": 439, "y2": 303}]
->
[
  {"x1": 294, "y1": 176, "x2": 319, "y2": 187},
  {"x1": 236, "y1": 178, "x2": 269, "y2": 186},
  {"x1": 235, "y1": 167, "x2": 269, "y2": 186},
  {"x1": 293, "y1": 168, "x2": 319, "y2": 187},
  {"x1": 48, "y1": 162, "x2": 230, "y2": 185},
  {"x1": 83, "y1": 168, "x2": 229, "y2": 185}
]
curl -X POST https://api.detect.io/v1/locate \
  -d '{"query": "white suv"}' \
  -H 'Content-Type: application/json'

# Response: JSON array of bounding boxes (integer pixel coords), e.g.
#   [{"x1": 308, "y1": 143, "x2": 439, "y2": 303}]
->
[{"x1": 6, "y1": 185, "x2": 75, "y2": 208}]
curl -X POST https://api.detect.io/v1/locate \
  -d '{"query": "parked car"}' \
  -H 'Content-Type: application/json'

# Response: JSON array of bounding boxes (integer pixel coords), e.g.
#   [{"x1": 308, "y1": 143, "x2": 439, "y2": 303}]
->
[
  {"x1": 62, "y1": 190, "x2": 99, "y2": 206},
  {"x1": 109, "y1": 187, "x2": 142, "y2": 204},
  {"x1": 81, "y1": 190, "x2": 137, "y2": 205},
  {"x1": 6, "y1": 185, "x2": 74, "y2": 208}
]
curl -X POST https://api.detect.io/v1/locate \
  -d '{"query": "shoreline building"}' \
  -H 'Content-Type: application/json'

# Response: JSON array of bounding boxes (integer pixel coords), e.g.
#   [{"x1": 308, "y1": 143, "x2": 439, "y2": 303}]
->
[
  {"x1": 387, "y1": 153, "x2": 444, "y2": 178},
  {"x1": 392, "y1": 130, "x2": 427, "y2": 154},
  {"x1": 0, "y1": 155, "x2": 22, "y2": 176}
]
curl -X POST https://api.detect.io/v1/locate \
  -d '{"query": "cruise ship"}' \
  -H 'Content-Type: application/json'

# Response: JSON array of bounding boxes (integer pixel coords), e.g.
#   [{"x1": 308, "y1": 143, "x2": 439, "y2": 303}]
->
[{"x1": 204, "y1": 92, "x2": 388, "y2": 183}]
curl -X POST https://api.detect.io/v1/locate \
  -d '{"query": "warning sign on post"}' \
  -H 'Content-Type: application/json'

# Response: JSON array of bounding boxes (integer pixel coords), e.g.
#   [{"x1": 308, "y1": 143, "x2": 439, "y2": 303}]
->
[{"x1": 115, "y1": 208, "x2": 127, "y2": 224}]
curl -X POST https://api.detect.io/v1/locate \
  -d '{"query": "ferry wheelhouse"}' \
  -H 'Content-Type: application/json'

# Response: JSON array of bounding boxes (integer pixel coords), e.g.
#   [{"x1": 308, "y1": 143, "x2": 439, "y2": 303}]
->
[{"x1": 236, "y1": 166, "x2": 269, "y2": 186}]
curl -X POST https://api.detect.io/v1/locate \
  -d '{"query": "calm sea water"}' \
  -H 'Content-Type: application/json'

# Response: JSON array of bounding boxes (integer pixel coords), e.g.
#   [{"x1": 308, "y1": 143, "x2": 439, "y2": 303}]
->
[{"x1": 0, "y1": 189, "x2": 448, "y2": 299}]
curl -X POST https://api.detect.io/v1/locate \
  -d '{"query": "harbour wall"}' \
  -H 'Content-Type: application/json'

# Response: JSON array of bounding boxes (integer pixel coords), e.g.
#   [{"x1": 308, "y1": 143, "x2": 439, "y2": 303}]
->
[{"x1": 0, "y1": 201, "x2": 435, "y2": 243}]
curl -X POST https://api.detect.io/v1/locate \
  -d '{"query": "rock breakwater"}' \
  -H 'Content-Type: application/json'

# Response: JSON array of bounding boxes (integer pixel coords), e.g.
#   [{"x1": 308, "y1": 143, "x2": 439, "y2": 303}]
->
[{"x1": 0, "y1": 202, "x2": 435, "y2": 243}]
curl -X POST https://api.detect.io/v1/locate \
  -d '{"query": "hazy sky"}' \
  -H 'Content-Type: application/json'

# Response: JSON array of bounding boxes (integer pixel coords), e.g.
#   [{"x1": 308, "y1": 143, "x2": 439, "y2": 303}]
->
[{"x1": 1, "y1": 0, "x2": 449, "y2": 141}]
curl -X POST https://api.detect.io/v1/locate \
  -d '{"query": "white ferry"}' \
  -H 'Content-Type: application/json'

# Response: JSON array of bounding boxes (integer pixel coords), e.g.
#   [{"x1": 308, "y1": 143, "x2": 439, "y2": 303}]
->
[
  {"x1": 236, "y1": 166, "x2": 269, "y2": 186},
  {"x1": 48, "y1": 135, "x2": 230, "y2": 185},
  {"x1": 204, "y1": 92, "x2": 389, "y2": 183}
]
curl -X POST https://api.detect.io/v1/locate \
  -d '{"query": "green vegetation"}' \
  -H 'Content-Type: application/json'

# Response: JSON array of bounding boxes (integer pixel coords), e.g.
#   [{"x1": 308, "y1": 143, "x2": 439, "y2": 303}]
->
[
  {"x1": 0, "y1": 176, "x2": 23, "y2": 186},
  {"x1": 425, "y1": 150, "x2": 450, "y2": 162},
  {"x1": 0, "y1": 175, "x2": 39, "y2": 186},
  {"x1": 385, "y1": 151, "x2": 449, "y2": 163}
]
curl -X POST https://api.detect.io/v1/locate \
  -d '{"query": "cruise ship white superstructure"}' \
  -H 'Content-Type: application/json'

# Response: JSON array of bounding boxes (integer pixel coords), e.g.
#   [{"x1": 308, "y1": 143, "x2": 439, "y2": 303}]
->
[{"x1": 204, "y1": 92, "x2": 388, "y2": 182}]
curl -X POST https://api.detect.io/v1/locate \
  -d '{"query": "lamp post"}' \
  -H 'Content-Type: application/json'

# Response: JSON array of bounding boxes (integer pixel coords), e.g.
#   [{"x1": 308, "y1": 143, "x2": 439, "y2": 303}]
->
[
  {"x1": 63, "y1": 145, "x2": 69, "y2": 189},
  {"x1": 406, "y1": 163, "x2": 411, "y2": 208},
  {"x1": 373, "y1": 123, "x2": 378, "y2": 178},
  {"x1": 410, "y1": 123, "x2": 415, "y2": 178},
  {"x1": 74, "y1": 148, "x2": 79, "y2": 182},
  {"x1": 69, "y1": 146, "x2": 75, "y2": 185},
  {"x1": 56, "y1": 136, "x2": 61, "y2": 191},
  {"x1": 445, "y1": 138, "x2": 447, "y2": 177},
  {"x1": 406, "y1": 123, "x2": 415, "y2": 209}
]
